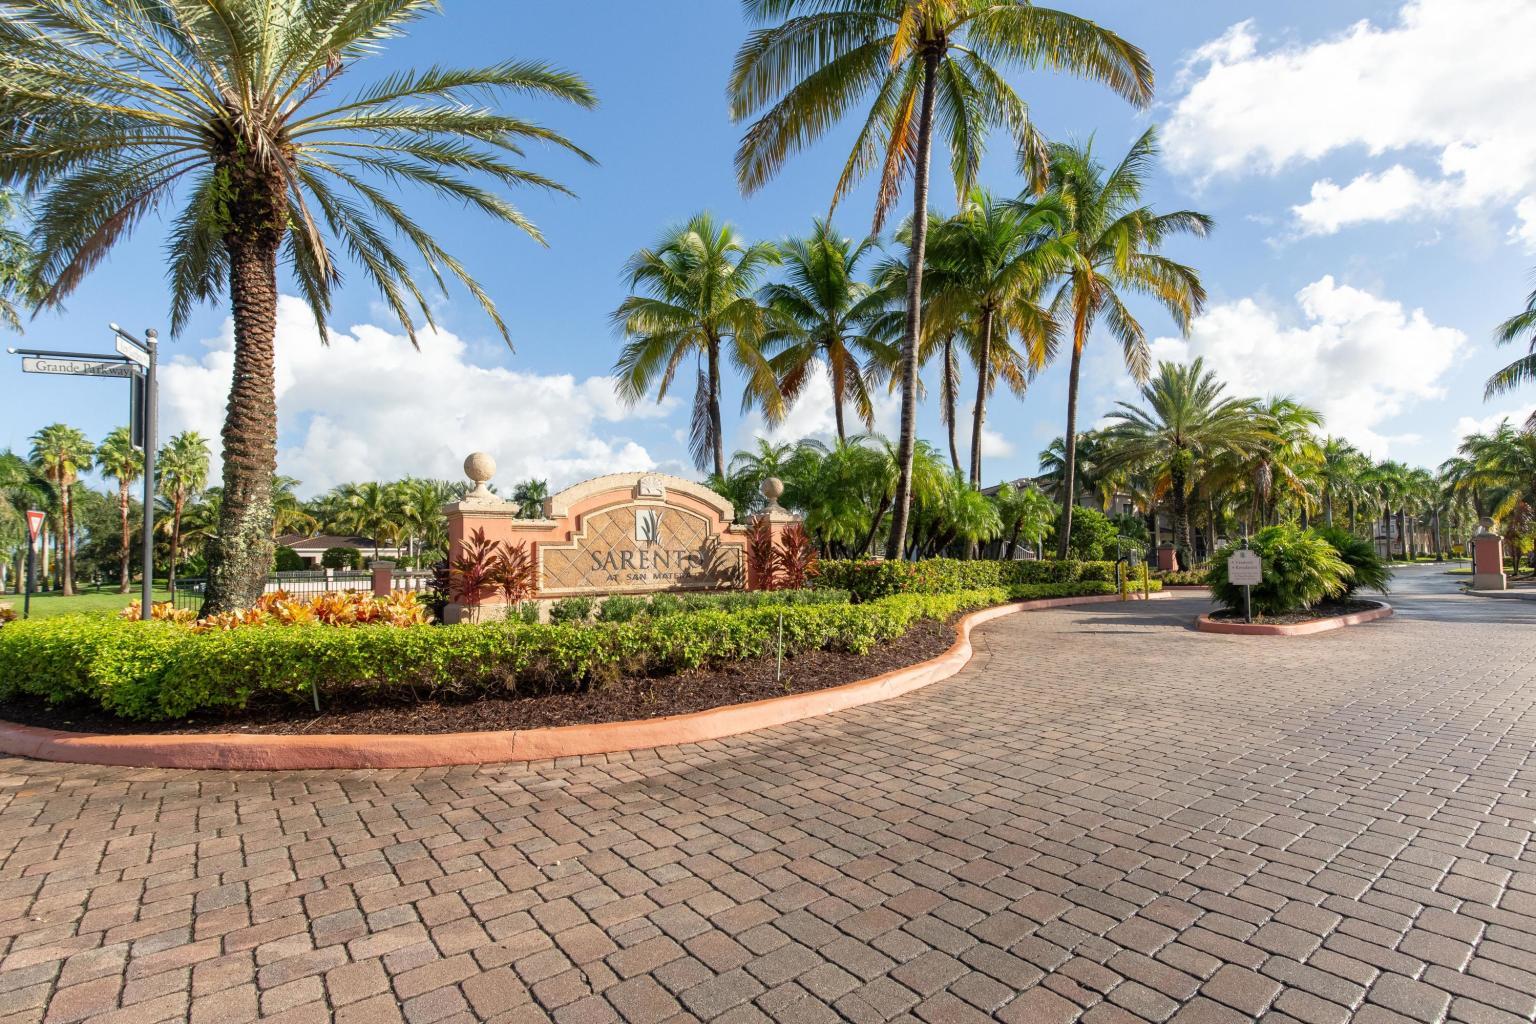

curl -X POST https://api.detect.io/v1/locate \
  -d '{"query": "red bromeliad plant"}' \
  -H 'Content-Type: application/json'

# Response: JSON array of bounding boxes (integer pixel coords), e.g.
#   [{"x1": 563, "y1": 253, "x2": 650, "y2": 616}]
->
[
  {"x1": 745, "y1": 515, "x2": 779, "y2": 590},
  {"x1": 450, "y1": 528, "x2": 539, "y2": 608},
  {"x1": 775, "y1": 523, "x2": 818, "y2": 590}
]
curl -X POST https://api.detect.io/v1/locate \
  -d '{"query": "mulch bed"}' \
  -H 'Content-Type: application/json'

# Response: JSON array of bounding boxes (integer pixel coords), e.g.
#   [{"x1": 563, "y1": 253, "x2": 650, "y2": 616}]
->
[
  {"x1": 1207, "y1": 599, "x2": 1384, "y2": 626},
  {"x1": 0, "y1": 619, "x2": 956, "y2": 737}
]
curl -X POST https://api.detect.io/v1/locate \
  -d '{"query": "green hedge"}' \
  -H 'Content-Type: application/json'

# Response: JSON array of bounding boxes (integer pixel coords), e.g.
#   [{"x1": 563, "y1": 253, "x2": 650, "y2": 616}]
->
[
  {"x1": 811, "y1": 557, "x2": 1123, "y2": 601},
  {"x1": 0, "y1": 582, "x2": 1142, "y2": 722}
]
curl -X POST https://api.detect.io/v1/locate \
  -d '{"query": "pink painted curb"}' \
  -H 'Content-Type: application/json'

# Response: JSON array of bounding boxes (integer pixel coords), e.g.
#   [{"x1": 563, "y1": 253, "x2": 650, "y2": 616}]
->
[
  {"x1": 1195, "y1": 601, "x2": 1393, "y2": 636},
  {"x1": 0, "y1": 591, "x2": 1170, "y2": 771}
]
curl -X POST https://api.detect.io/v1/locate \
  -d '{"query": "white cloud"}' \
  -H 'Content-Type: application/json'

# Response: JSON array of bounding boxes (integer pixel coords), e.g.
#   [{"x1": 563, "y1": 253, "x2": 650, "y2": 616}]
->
[
  {"x1": 1167, "y1": 2, "x2": 1536, "y2": 240},
  {"x1": 1454, "y1": 406, "x2": 1536, "y2": 441},
  {"x1": 1147, "y1": 275, "x2": 1466, "y2": 457},
  {"x1": 161, "y1": 296, "x2": 671, "y2": 495},
  {"x1": 738, "y1": 367, "x2": 899, "y2": 448},
  {"x1": 1512, "y1": 198, "x2": 1536, "y2": 252}
]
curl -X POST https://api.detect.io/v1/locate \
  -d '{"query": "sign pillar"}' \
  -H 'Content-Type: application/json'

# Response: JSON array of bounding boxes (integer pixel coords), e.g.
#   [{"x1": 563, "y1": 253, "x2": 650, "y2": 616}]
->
[{"x1": 1471, "y1": 518, "x2": 1507, "y2": 591}]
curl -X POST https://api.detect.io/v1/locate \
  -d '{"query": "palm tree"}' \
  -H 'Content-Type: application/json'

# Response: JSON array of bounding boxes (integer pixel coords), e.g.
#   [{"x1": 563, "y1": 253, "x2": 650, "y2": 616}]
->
[
  {"x1": 271, "y1": 476, "x2": 316, "y2": 538},
  {"x1": 0, "y1": 190, "x2": 37, "y2": 333},
  {"x1": 511, "y1": 479, "x2": 551, "y2": 520},
  {"x1": 1046, "y1": 129, "x2": 1212, "y2": 557},
  {"x1": 1317, "y1": 437, "x2": 1367, "y2": 529},
  {"x1": 1486, "y1": 273, "x2": 1536, "y2": 412},
  {"x1": 1364, "y1": 460, "x2": 1410, "y2": 561},
  {"x1": 157, "y1": 431, "x2": 210, "y2": 591},
  {"x1": 990, "y1": 482, "x2": 1057, "y2": 559},
  {"x1": 760, "y1": 219, "x2": 894, "y2": 443},
  {"x1": 1098, "y1": 359, "x2": 1268, "y2": 566},
  {"x1": 730, "y1": 0, "x2": 1153, "y2": 560},
  {"x1": 1, "y1": 1, "x2": 596, "y2": 614},
  {"x1": 1040, "y1": 431, "x2": 1119, "y2": 511},
  {"x1": 28, "y1": 424, "x2": 92, "y2": 595},
  {"x1": 928, "y1": 190, "x2": 1068, "y2": 485},
  {"x1": 612, "y1": 213, "x2": 784, "y2": 479},
  {"x1": 0, "y1": 450, "x2": 50, "y2": 593},
  {"x1": 95, "y1": 427, "x2": 142, "y2": 593}
]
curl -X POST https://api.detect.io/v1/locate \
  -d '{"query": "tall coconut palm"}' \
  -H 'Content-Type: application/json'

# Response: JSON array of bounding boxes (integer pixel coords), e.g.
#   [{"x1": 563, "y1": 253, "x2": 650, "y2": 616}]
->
[
  {"x1": 730, "y1": 0, "x2": 1153, "y2": 560},
  {"x1": 1, "y1": 1, "x2": 596, "y2": 613},
  {"x1": 0, "y1": 190, "x2": 37, "y2": 333},
  {"x1": 1046, "y1": 129, "x2": 1212, "y2": 556},
  {"x1": 761, "y1": 219, "x2": 894, "y2": 443},
  {"x1": 28, "y1": 424, "x2": 92, "y2": 595},
  {"x1": 1098, "y1": 359, "x2": 1268, "y2": 566},
  {"x1": 95, "y1": 427, "x2": 142, "y2": 593},
  {"x1": 1486, "y1": 274, "x2": 1536, "y2": 413},
  {"x1": 1244, "y1": 397, "x2": 1323, "y2": 528},
  {"x1": 157, "y1": 431, "x2": 210, "y2": 591},
  {"x1": 613, "y1": 213, "x2": 784, "y2": 479},
  {"x1": 1317, "y1": 437, "x2": 1367, "y2": 529},
  {"x1": 928, "y1": 190, "x2": 1068, "y2": 485}
]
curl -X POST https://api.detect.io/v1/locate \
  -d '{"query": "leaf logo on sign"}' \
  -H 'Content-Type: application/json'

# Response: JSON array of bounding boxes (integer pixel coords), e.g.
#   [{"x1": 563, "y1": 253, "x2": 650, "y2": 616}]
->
[{"x1": 636, "y1": 509, "x2": 663, "y2": 545}]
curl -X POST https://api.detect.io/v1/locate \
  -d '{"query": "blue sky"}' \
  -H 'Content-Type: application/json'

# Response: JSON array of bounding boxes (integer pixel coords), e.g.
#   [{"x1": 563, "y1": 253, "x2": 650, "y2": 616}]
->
[{"x1": 4, "y1": 0, "x2": 1534, "y2": 497}]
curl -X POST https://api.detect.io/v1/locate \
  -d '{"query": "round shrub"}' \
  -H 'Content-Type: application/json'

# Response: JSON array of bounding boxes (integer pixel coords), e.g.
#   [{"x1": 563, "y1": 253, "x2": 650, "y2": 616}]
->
[
  {"x1": 1313, "y1": 526, "x2": 1390, "y2": 598},
  {"x1": 273, "y1": 546, "x2": 306, "y2": 572},
  {"x1": 1209, "y1": 525, "x2": 1351, "y2": 617},
  {"x1": 322, "y1": 546, "x2": 363, "y2": 570}
]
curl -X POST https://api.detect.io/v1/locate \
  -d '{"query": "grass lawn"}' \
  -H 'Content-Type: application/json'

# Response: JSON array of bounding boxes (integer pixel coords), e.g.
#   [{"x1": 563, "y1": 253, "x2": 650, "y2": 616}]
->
[{"x1": 2, "y1": 586, "x2": 174, "y2": 619}]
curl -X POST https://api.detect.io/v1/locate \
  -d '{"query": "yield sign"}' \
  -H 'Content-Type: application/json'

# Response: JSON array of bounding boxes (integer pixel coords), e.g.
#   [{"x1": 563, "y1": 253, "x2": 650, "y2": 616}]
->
[{"x1": 26, "y1": 510, "x2": 45, "y2": 543}]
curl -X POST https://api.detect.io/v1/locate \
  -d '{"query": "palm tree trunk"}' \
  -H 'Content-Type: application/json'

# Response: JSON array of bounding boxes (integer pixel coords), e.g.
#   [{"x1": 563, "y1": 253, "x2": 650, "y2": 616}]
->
[
  {"x1": 60, "y1": 483, "x2": 74, "y2": 596},
  {"x1": 884, "y1": 50, "x2": 940, "y2": 562},
  {"x1": 830, "y1": 355, "x2": 847, "y2": 445},
  {"x1": 969, "y1": 309, "x2": 992, "y2": 488},
  {"x1": 1324, "y1": 491, "x2": 1334, "y2": 526},
  {"x1": 170, "y1": 498, "x2": 184, "y2": 593},
  {"x1": 118, "y1": 479, "x2": 131, "y2": 593},
  {"x1": 1007, "y1": 519, "x2": 1022, "y2": 560},
  {"x1": 708, "y1": 340, "x2": 725, "y2": 480},
  {"x1": 1171, "y1": 464, "x2": 1192, "y2": 566},
  {"x1": 942, "y1": 337, "x2": 961, "y2": 473},
  {"x1": 1055, "y1": 327, "x2": 1087, "y2": 559},
  {"x1": 1396, "y1": 509, "x2": 1407, "y2": 560},
  {"x1": 203, "y1": 167, "x2": 285, "y2": 615}
]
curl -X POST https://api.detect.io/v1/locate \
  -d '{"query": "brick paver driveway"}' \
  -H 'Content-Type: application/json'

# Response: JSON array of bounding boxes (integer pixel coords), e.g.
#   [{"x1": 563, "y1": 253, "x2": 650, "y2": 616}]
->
[{"x1": 3, "y1": 566, "x2": 1536, "y2": 1024}]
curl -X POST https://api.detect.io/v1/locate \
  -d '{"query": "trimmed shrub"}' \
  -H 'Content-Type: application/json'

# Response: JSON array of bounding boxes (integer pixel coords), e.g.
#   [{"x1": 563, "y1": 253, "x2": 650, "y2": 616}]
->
[
  {"x1": 1059, "y1": 505, "x2": 1119, "y2": 560},
  {"x1": 811, "y1": 557, "x2": 1117, "y2": 601},
  {"x1": 1209, "y1": 525, "x2": 1351, "y2": 617},
  {"x1": 1159, "y1": 567, "x2": 1211, "y2": 586},
  {"x1": 322, "y1": 546, "x2": 364, "y2": 570},
  {"x1": 1313, "y1": 526, "x2": 1390, "y2": 598},
  {"x1": 0, "y1": 582, "x2": 1146, "y2": 721},
  {"x1": 596, "y1": 595, "x2": 649, "y2": 623},
  {"x1": 548, "y1": 597, "x2": 595, "y2": 625},
  {"x1": 273, "y1": 546, "x2": 306, "y2": 572}
]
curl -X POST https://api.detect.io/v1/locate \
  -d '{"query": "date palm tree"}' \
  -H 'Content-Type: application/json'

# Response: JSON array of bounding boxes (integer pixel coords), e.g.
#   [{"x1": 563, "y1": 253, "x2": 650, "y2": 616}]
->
[
  {"x1": 95, "y1": 427, "x2": 142, "y2": 593},
  {"x1": 928, "y1": 189, "x2": 1069, "y2": 486},
  {"x1": 1098, "y1": 359, "x2": 1268, "y2": 567},
  {"x1": 760, "y1": 219, "x2": 894, "y2": 443},
  {"x1": 28, "y1": 424, "x2": 93, "y2": 595},
  {"x1": 730, "y1": 0, "x2": 1153, "y2": 559},
  {"x1": 613, "y1": 213, "x2": 784, "y2": 479},
  {"x1": 0, "y1": 0, "x2": 595, "y2": 613},
  {"x1": 1486, "y1": 273, "x2": 1536, "y2": 413},
  {"x1": 1046, "y1": 129, "x2": 1212, "y2": 557},
  {"x1": 157, "y1": 431, "x2": 210, "y2": 591}
]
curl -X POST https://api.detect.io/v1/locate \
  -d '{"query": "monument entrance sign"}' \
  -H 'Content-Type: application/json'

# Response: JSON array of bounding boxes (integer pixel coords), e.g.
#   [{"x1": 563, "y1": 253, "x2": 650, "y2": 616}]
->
[{"x1": 442, "y1": 458, "x2": 758, "y2": 622}]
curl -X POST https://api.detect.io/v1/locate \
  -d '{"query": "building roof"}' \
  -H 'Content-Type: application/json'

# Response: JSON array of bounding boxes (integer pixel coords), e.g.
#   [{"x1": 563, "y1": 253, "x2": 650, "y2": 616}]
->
[{"x1": 274, "y1": 534, "x2": 379, "y2": 550}]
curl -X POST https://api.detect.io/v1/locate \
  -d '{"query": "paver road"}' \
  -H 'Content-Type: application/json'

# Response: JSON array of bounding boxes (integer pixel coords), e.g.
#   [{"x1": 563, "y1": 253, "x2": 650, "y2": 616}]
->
[{"x1": 2, "y1": 566, "x2": 1535, "y2": 1023}]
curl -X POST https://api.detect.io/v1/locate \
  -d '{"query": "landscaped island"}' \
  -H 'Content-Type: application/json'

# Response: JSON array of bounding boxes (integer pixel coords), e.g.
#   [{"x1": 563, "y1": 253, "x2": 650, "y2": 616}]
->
[{"x1": 0, "y1": 557, "x2": 1158, "y2": 735}]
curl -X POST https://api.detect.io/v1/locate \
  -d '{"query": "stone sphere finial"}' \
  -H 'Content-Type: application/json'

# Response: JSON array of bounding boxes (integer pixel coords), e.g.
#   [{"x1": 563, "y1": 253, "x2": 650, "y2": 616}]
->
[
  {"x1": 463, "y1": 452, "x2": 496, "y2": 499},
  {"x1": 760, "y1": 476, "x2": 785, "y2": 505}
]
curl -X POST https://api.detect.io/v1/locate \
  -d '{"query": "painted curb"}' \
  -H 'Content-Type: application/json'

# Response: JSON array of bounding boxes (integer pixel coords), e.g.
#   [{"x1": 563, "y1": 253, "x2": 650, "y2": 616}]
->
[
  {"x1": 1195, "y1": 601, "x2": 1392, "y2": 636},
  {"x1": 0, "y1": 592, "x2": 1170, "y2": 771}
]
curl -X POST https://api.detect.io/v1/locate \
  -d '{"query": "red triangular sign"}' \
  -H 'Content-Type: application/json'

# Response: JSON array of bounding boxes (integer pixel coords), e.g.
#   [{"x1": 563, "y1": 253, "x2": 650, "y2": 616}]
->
[{"x1": 26, "y1": 510, "x2": 44, "y2": 542}]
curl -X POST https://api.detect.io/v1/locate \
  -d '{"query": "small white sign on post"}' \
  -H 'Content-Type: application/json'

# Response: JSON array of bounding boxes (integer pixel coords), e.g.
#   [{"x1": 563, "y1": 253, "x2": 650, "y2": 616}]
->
[{"x1": 1227, "y1": 549, "x2": 1262, "y2": 586}]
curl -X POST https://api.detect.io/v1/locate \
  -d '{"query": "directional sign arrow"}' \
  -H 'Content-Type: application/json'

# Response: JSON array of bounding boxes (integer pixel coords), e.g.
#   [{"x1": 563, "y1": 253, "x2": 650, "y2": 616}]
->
[
  {"x1": 21, "y1": 357, "x2": 137, "y2": 379},
  {"x1": 115, "y1": 336, "x2": 149, "y2": 367}
]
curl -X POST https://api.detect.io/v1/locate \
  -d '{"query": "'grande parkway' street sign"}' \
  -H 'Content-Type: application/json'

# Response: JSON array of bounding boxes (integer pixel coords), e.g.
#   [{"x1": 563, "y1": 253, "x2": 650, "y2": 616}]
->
[{"x1": 21, "y1": 356, "x2": 136, "y2": 379}]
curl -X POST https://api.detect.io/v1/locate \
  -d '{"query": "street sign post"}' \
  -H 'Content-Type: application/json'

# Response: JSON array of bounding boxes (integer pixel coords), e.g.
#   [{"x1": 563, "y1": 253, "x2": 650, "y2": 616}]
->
[
  {"x1": 24, "y1": 510, "x2": 44, "y2": 619},
  {"x1": 10, "y1": 329, "x2": 159, "y2": 618},
  {"x1": 1228, "y1": 547, "x2": 1262, "y2": 623},
  {"x1": 115, "y1": 336, "x2": 149, "y2": 367},
  {"x1": 21, "y1": 356, "x2": 135, "y2": 378}
]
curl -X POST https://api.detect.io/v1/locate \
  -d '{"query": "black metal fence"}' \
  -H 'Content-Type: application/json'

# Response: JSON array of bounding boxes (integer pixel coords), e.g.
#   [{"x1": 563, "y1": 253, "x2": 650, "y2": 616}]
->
[{"x1": 169, "y1": 569, "x2": 432, "y2": 612}]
